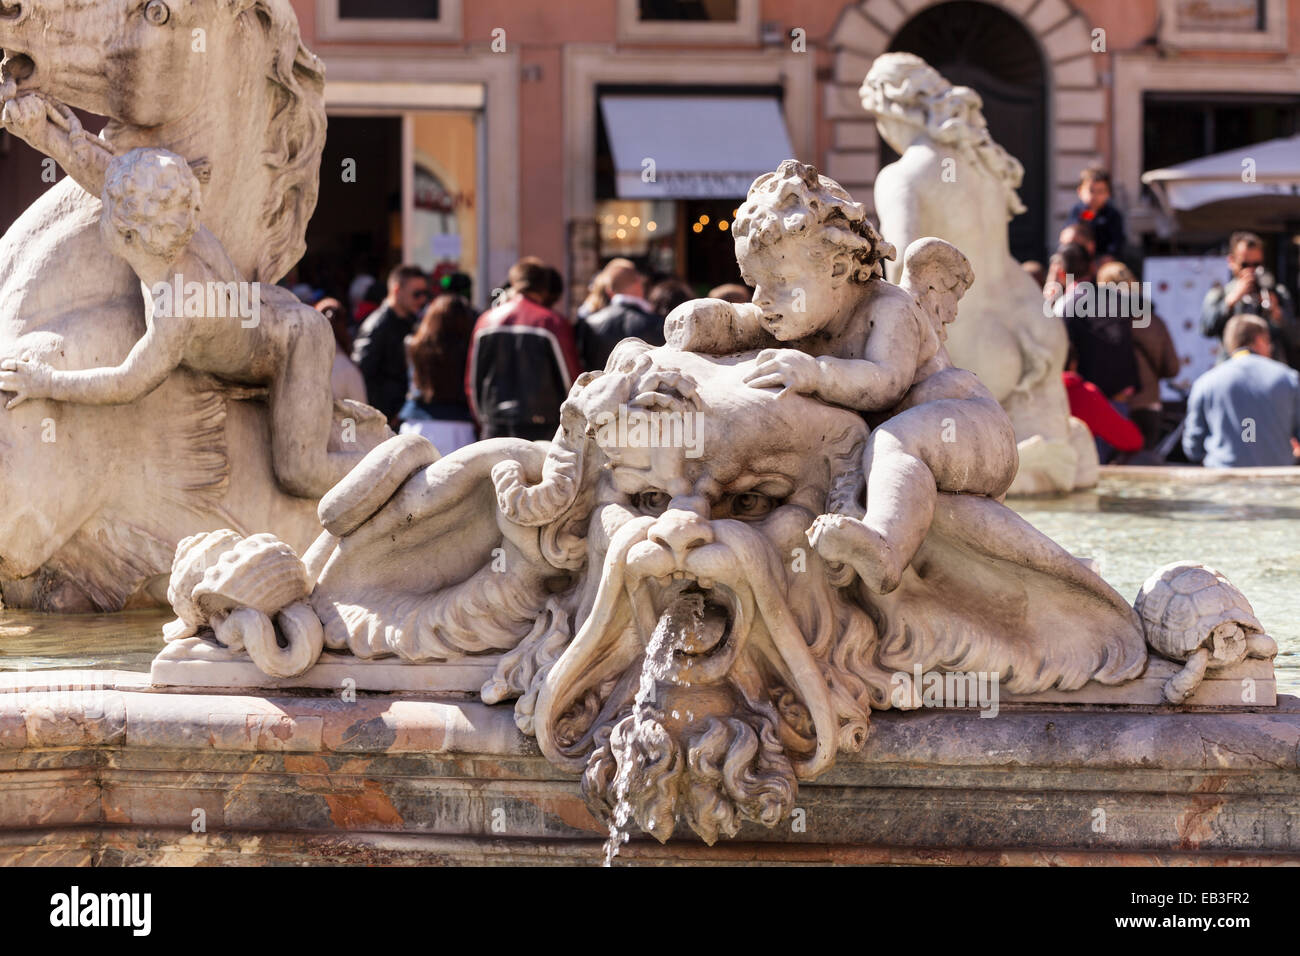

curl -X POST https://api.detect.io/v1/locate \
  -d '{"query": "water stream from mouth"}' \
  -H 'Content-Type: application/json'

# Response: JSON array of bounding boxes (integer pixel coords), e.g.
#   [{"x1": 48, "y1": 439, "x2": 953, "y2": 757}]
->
[{"x1": 602, "y1": 591, "x2": 704, "y2": 867}]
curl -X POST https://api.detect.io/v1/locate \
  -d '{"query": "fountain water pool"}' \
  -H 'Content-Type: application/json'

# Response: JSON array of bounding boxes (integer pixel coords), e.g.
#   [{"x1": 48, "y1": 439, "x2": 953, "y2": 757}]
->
[
  {"x1": 1013, "y1": 470, "x2": 1300, "y2": 696},
  {"x1": 0, "y1": 608, "x2": 165, "y2": 673},
  {"x1": 2, "y1": 471, "x2": 1297, "y2": 696}
]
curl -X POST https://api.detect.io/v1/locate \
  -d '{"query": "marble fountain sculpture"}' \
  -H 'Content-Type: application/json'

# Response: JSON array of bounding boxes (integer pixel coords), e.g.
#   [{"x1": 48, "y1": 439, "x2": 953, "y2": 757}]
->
[
  {"x1": 0, "y1": 0, "x2": 388, "y2": 614},
  {"x1": 860, "y1": 53, "x2": 1098, "y2": 495},
  {"x1": 146, "y1": 161, "x2": 1278, "y2": 850}
]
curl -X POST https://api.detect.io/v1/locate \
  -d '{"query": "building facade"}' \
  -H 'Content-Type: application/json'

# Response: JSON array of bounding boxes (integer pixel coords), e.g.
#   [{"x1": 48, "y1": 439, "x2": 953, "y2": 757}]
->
[{"x1": 2, "y1": 0, "x2": 1297, "y2": 304}]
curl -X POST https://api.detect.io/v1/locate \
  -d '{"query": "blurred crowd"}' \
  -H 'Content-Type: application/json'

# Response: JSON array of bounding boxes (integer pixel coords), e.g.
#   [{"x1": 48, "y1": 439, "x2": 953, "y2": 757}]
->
[
  {"x1": 299, "y1": 164, "x2": 1299, "y2": 470},
  {"x1": 1029, "y1": 167, "x2": 1300, "y2": 468},
  {"x1": 300, "y1": 257, "x2": 742, "y2": 455}
]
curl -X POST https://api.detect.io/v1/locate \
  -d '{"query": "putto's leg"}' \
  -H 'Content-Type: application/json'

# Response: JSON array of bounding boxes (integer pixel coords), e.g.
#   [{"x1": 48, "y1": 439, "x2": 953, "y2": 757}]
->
[{"x1": 807, "y1": 427, "x2": 936, "y2": 594}]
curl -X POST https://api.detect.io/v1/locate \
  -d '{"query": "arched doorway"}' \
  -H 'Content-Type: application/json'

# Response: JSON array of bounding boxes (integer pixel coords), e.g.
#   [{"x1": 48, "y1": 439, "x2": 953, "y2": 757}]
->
[{"x1": 884, "y1": 1, "x2": 1048, "y2": 262}]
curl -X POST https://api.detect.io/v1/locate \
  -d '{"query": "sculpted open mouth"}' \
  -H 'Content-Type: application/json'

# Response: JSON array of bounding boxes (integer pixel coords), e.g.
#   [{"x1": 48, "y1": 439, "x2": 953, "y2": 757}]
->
[
  {"x1": 635, "y1": 577, "x2": 748, "y2": 686},
  {"x1": 0, "y1": 51, "x2": 36, "y2": 102}
]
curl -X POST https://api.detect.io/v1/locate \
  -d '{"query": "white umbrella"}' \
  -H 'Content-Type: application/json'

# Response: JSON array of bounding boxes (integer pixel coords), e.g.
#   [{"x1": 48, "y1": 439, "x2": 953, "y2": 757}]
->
[{"x1": 1142, "y1": 134, "x2": 1300, "y2": 215}]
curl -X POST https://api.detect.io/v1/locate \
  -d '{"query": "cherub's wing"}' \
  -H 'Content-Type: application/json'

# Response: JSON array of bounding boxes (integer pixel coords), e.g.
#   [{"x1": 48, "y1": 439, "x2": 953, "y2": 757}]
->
[{"x1": 898, "y1": 236, "x2": 973, "y2": 348}]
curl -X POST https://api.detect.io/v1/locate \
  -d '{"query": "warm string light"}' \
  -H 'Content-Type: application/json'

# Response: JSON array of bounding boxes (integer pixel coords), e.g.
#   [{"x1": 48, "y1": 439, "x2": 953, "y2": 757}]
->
[
  {"x1": 603, "y1": 204, "x2": 733, "y2": 245},
  {"x1": 599, "y1": 205, "x2": 660, "y2": 242}
]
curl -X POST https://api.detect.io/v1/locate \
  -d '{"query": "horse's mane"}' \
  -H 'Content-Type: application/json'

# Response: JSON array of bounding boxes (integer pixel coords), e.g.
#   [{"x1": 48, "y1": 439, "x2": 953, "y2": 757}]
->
[{"x1": 232, "y1": 0, "x2": 326, "y2": 284}]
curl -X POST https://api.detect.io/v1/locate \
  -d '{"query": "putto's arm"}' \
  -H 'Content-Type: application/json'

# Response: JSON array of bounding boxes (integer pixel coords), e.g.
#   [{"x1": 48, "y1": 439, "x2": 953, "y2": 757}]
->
[
  {"x1": 0, "y1": 93, "x2": 113, "y2": 197},
  {"x1": 807, "y1": 298, "x2": 922, "y2": 411},
  {"x1": 51, "y1": 104, "x2": 114, "y2": 198},
  {"x1": 29, "y1": 292, "x2": 187, "y2": 407},
  {"x1": 665, "y1": 299, "x2": 778, "y2": 354}
]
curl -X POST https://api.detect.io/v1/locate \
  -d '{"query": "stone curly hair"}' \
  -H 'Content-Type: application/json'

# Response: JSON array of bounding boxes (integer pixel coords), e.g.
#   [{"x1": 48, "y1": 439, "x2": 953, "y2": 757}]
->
[
  {"x1": 731, "y1": 160, "x2": 895, "y2": 282},
  {"x1": 102, "y1": 148, "x2": 202, "y2": 263},
  {"x1": 861, "y1": 53, "x2": 1027, "y2": 219}
]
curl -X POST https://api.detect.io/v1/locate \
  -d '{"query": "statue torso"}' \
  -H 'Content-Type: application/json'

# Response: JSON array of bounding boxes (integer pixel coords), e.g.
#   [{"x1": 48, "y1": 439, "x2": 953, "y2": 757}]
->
[{"x1": 0, "y1": 179, "x2": 146, "y2": 366}]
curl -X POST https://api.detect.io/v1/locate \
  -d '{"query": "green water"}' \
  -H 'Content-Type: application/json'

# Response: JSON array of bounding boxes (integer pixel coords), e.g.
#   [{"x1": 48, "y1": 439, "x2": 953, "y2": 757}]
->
[
  {"x1": 0, "y1": 608, "x2": 168, "y2": 673},
  {"x1": 1, "y1": 474, "x2": 1297, "y2": 695}
]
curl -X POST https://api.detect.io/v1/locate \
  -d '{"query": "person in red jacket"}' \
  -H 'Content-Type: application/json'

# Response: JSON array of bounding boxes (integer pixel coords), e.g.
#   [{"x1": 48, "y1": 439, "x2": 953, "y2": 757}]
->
[
  {"x1": 466, "y1": 257, "x2": 582, "y2": 441},
  {"x1": 1063, "y1": 363, "x2": 1143, "y2": 455}
]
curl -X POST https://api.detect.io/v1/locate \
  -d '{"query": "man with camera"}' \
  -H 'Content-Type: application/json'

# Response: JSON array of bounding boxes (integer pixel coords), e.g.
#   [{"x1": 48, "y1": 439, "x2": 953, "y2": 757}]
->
[{"x1": 1201, "y1": 231, "x2": 1299, "y2": 370}]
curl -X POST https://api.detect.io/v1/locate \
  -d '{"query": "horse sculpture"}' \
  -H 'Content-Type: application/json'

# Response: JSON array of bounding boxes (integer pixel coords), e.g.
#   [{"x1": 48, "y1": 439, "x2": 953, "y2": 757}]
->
[{"x1": 0, "y1": 0, "x2": 386, "y2": 611}]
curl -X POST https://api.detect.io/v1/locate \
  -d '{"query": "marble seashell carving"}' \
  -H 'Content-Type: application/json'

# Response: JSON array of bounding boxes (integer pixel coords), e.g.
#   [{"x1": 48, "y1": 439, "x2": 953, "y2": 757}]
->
[
  {"x1": 191, "y1": 532, "x2": 310, "y2": 618},
  {"x1": 163, "y1": 530, "x2": 245, "y2": 642},
  {"x1": 162, "y1": 530, "x2": 323, "y2": 677}
]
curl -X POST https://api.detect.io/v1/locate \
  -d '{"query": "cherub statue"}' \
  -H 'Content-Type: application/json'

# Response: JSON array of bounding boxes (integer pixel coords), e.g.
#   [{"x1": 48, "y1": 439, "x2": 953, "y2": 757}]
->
[
  {"x1": 665, "y1": 160, "x2": 1016, "y2": 592},
  {"x1": 0, "y1": 100, "x2": 364, "y2": 498}
]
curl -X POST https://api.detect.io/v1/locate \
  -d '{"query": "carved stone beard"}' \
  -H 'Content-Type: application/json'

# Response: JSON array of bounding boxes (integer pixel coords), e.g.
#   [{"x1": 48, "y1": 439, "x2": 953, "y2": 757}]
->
[
  {"x1": 583, "y1": 693, "x2": 795, "y2": 846},
  {"x1": 535, "y1": 509, "x2": 883, "y2": 845}
]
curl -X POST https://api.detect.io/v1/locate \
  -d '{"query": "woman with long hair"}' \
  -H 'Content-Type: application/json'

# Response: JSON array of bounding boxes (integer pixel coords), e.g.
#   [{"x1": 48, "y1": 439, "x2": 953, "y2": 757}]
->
[{"x1": 400, "y1": 293, "x2": 479, "y2": 453}]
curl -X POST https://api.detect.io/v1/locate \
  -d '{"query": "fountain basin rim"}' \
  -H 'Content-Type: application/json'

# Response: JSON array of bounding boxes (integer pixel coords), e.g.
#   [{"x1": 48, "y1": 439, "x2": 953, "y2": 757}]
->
[{"x1": 1099, "y1": 464, "x2": 1300, "y2": 482}]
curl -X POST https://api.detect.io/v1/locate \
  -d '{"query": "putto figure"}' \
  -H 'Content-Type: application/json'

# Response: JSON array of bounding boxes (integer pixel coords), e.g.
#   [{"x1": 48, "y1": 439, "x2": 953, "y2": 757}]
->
[
  {"x1": 666, "y1": 160, "x2": 1017, "y2": 593},
  {"x1": 860, "y1": 52, "x2": 1099, "y2": 494},
  {"x1": 0, "y1": 0, "x2": 386, "y2": 611},
  {"x1": 0, "y1": 145, "x2": 369, "y2": 499}
]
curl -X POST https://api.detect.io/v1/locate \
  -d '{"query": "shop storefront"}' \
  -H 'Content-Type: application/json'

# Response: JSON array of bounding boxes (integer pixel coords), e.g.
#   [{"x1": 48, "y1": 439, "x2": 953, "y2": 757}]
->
[
  {"x1": 285, "y1": 42, "x2": 519, "y2": 311},
  {"x1": 297, "y1": 85, "x2": 484, "y2": 306},
  {"x1": 590, "y1": 90, "x2": 795, "y2": 292}
]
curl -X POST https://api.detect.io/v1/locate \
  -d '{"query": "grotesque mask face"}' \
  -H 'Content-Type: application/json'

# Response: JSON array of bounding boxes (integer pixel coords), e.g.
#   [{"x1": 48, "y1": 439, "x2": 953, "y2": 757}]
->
[{"x1": 532, "y1": 347, "x2": 875, "y2": 845}]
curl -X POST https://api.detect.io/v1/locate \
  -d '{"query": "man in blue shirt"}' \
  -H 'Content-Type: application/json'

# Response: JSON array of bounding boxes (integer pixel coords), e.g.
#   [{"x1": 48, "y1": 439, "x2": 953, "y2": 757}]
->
[{"x1": 1183, "y1": 315, "x2": 1300, "y2": 467}]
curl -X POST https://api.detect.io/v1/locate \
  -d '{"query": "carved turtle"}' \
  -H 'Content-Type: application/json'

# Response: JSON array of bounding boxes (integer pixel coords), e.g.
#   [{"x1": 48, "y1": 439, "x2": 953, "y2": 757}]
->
[{"x1": 1134, "y1": 562, "x2": 1276, "y2": 704}]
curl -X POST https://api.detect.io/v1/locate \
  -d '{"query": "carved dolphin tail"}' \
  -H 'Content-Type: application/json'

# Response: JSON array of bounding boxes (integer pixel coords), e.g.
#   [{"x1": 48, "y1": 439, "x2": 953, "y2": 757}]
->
[
  {"x1": 492, "y1": 373, "x2": 599, "y2": 527},
  {"x1": 318, "y1": 433, "x2": 441, "y2": 537},
  {"x1": 214, "y1": 601, "x2": 324, "y2": 679}
]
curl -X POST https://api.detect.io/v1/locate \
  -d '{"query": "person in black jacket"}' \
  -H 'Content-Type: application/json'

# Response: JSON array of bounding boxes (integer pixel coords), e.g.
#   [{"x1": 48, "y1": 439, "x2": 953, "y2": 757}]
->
[
  {"x1": 1201, "y1": 232, "x2": 1299, "y2": 370},
  {"x1": 351, "y1": 264, "x2": 430, "y2": 423},
  {"x1": 575, "y1": 261, "x2": 664, "y2": 372},
  {"x1": 466, "y1": 257, "x2": 583, "y2": 441},
  {"x1": 1051, "y1": 243, "x2": 1139, "y2": 404}
]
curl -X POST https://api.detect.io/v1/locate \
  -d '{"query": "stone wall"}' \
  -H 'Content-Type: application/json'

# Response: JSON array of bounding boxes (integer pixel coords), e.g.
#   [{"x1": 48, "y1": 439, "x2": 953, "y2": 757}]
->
[{"x1": 2, "y1": 671, "x2": 1297, "y2": 865}]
